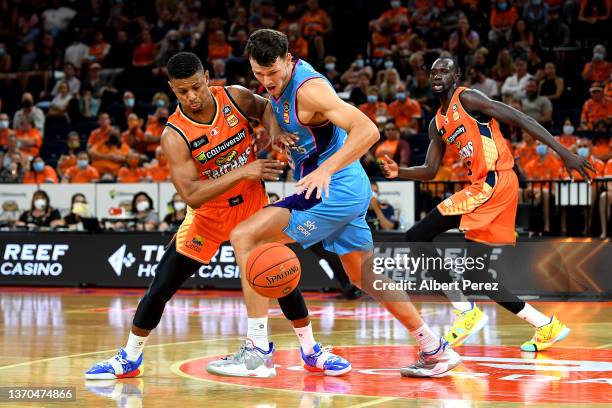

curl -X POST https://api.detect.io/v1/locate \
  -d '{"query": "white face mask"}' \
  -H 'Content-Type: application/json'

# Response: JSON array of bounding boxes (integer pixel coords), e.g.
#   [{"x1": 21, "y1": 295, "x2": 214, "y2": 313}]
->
[
  {"x1": 34, "y1": 198, "x2": 47, "y2": 210},
  {"x1": 563, "y1": 125, "x2": 574, "y2": 135},
  {"x1": 173, "y1": 201, "x2": 186, "y2": 211},
  {"x1": 135, "y1": 201, "x2": 150, "y2": 212}
]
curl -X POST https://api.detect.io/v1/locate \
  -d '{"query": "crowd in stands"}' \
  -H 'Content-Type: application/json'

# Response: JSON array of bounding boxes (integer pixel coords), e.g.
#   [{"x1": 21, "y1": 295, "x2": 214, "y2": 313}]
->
[{"x1": 0, "y1": 0, "x2": 611, "y2": 236}]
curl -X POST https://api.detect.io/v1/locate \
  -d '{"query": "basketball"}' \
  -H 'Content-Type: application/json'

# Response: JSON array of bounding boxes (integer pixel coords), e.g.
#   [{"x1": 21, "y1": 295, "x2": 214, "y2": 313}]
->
[{"x1": 246, "y1": 243, "x2": 301, "y2": 298}]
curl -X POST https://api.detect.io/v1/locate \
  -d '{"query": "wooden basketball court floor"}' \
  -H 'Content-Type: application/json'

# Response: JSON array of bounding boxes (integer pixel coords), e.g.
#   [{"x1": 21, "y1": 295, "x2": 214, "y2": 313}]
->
[{"x1": 0, "y1": 287, "x2": 610, "y2": 407}]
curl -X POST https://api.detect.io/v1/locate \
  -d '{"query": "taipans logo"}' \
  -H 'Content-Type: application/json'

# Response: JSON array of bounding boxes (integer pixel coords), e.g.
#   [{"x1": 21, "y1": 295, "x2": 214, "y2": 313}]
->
[
  {"x1": 185, "y1": 235, "x2": 204, "y2": 252},
  {"x1": 446, "y1": 124, "x2": 466, "y2": 145},
  {"x1": 192, "y1": 235, "x2": 204, "y2": 245},
  {"x1": 283, "y1": 101, "x2": 290, "y2": 124},
  {"x1": 215, "y1": 150, "x2": 238, "y2": 166},
  {"x1": 108, "y1": 244, "x2": 136, "y2": 277},
  {"x1": 194, "y1": 129, "x2": 246, "y2": 164},
  {"x1": 190, "y1": 134, "x2": 209, "y2": 150}
]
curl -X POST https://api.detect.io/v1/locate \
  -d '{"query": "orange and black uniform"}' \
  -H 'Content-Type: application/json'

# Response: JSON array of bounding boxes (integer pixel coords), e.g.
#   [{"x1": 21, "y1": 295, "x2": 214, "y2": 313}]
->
[
  {"x1": 165, "y1": 86, "x2": 268, "y2": 263},
  {"x1": 132, "y1": 86, "x2": 269, "y2": 331}
]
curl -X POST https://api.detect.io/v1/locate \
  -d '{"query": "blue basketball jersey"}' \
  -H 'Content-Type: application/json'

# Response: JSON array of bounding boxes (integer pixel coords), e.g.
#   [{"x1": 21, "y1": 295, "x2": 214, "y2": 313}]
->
[{"x1": 270, "y1": 59, "x2": 353, "y2": 180}]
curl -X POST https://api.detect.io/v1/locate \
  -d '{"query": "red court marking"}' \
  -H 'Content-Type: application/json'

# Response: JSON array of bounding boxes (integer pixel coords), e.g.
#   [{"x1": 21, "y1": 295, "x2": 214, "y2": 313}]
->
[{"x1": 176, "y1": 345, "x2": 612, "y2": 404}]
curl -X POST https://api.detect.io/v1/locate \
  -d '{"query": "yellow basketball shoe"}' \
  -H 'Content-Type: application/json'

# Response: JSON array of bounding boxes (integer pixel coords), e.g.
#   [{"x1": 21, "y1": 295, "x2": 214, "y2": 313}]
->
[
  {"x1": 520, "y1": 315, "x2": 570, "y2": 352},
  {"x1": 444, "y1": 303, "x2": 488, "y2": 347}
]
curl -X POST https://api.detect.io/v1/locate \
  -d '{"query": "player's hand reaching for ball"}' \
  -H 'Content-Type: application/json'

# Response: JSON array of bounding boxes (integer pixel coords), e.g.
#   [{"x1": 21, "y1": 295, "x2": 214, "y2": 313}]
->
[
  {"x1": 560, "y1": 151, "x2": 595, "y2": 183},
  {"x1": 380, "y1": 155, "x2": 399, "y2": 179},
  {"x1": 240, "y1": 159, "x2": 285, "y2": 181}
]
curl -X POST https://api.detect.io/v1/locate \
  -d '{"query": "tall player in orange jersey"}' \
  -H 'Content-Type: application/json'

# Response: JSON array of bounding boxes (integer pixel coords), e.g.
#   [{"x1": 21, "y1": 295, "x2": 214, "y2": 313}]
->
[
  {"x1": 86, "y1": 52, "x2": 347, "y2": 380},
  {"x1": 382, "y1": 57, "x2": 594, "y2": 352}
]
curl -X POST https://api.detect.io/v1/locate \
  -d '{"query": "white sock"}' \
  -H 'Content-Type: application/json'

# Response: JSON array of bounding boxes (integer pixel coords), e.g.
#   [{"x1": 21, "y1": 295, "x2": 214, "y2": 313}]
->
[
  {"x1": 411, "y1": 324, "x2": 440, "y2": 353},
  {"x1": 125, "y1": 332, "x2": 148, "y2": 360},
  {"x1": 517, "y1": 303, "x2": 551, "y2": 328},
  {"x1": 247, "y1": 317, "x2": 269, "y2": 350},
  {"x1": 294, "y1": 323, "x2": 316, "y2": 355},
  {"x1": 452, "y1": 301, "x2": 474, "y2": 312}
]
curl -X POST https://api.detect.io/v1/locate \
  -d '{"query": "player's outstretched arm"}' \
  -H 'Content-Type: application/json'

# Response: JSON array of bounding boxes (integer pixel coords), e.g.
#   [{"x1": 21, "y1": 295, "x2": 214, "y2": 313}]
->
[
  {"x1": 380, "y1": 119, "x2": 446, "y2": 181},
  {"x1": 459, "y1": 89, "x2": 595, "y2": 181},
  {"x1": 161, "y1": 127, "x2": 284, "y2": 208}
]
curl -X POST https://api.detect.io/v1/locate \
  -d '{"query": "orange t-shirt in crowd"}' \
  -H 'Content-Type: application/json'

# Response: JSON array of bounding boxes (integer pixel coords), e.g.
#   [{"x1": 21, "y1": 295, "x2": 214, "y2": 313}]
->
[
  {"x1": 371, "y1": 31, "x2": 392, "y2": 58},
  {"x1": 64, "y1": 164, "x2": 100, "y2": 183},
  {"x1": 378, "y1": 7, "x2": 410, "y2": 32},
  {"x1": 301, "y1": 9, "x2": 329, "y2": 36},
  {"x1": 121, "y1": 128, "x2": 145, "y2": 151},
  {"x1": 208, "y1": 43, "x2": 232, "y2": 61},
  {"x1": 556, "y1": 134, "x2": 577, "y2": 149},
  {"x1": 146, "y1": 163, "x2": 170, "y2": 182},
  {"x1": 143, "y1": 121, "x2": 164, "y2": 154},
  {"x1": 58, "y1": 154, "x2": 77, "y2": 175},
  {"x1": 0, "y1": 128, "x2": 11, "y2": 146},
  {"x1": 88, "y1": 42, "x2": 109, "y2": 62},
  {"x1": 490, "y1": 6, "x2": 518, "y2": 29},
  {"x1": 90, "y1": 142, "x2": 130, "y2": 176},
  {"x1": 605, "y1": 159, "x2": 612, "y2": 176},
  {"x1": 15, "y1": 128, "x2": 42, "y2": 158},
  {"x1": 23, "y1": 165, "x2": 59, "y2": 184},
  {"x1": 117, "y1": 166, "x2": 147, "y2": 183},
  {"x1": 87, "y1": 127, "x2": 111, "y2": 146},
  {"x1": 581, "y1": 61, "x2": 612, "y2": 83},
  {"x1": 581, "y1": 97, "x2": 612, "y2": 129},
  {"x1": 387, "y1": 99, "x2": 421, "y2": 130},
  {"x1": 562, "y1": 156, "x2": 605, "y2": 181},
  {"x1": 289, "y1": 37, "x2": 309, "y2": 60},
  {"x1": 358, "y1": 101, "x2": 388, "y2": 123},
  {"x1": 515, "y1": 141, "x2": 537, "y2": 170},
  {"x1": 592, "y1": 141, "x2": 611, "y2": 160},
  {"x1": 605, "y1": 81, "x2": 612, "y2": 99},
  {"x1": 374, "y1": 139, "x2": 399, "y2": 160},
  {"x1": 523, "y1": 154, "x2": 563, "y2": 189}
]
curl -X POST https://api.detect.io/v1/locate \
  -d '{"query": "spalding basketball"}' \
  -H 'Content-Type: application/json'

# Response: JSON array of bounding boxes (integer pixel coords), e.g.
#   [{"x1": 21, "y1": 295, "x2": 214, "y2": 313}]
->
[{"x1": 246, "y1": 243, "x2": 301, "y2": 298}]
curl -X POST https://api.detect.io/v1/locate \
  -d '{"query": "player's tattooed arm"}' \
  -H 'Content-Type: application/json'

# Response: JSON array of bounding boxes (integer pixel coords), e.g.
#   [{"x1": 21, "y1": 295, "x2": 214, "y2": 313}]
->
[
  {"x1": 381, "y1": 118, "x2": 445, "y2": 181},
  {"x1": 161, "y1": 127, "x2": 283, "y2": 208},
  {"x1": 459, "y1": 89, "x2": 595, "y2": 181},
  {"x1": 226, "y1": 85, "x2": 298, "y2": 150}
]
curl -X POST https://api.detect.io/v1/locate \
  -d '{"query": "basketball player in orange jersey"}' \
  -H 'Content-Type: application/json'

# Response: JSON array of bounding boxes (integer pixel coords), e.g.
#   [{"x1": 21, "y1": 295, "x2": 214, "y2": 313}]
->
[
  {"x1": 85, "y1": 52, "x2": 348, "y2": 380},
  {"x1": 381, "y1": 57, "x2": 595, "y2": 352}
]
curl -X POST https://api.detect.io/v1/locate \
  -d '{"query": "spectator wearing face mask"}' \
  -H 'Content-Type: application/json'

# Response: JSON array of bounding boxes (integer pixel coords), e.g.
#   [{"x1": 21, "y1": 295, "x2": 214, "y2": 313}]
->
[
  {"x1": 146, "y1": 146, "x2": 170, "y2": 182},
  {"x1": 387, "y1": 85, "x2": 421, "y2": 134},
  {"x1": 489, "y1": 0, "x2": 519, "y2": 46},
  {"x1": 13, "y1": 93, "x2": 45, "y2": 136},
  {"x1": 23, "y1": 156, "x2": 58, "y2": 184},
  {"x1": 131, "y1": 191, "x2": 159, "y2": 231},
  {"x1": 590, "y1": 121, "x2": 611, "y2": 162},
  {"x1": 359, "y1": 86, "x2": 388, "y2": 124},
  {"x1": 14, "y1": 119, "x2": 42, "y2": 160},
  {"x1": 340, "y1": 54, "x2": 373, "y2": 91},
  {"x1": 582, "y1": 45, "x2": 611, "y2": 83},
  {"x1": 0, "y1": 112, "x2": 13, "y2": 146},
  {"x1": 57, "y1": 131, "x2": 81, "y2": 176},
  {"x1": 15, "y1": 190, "x2": 63, "y2": 229},
  {"x1": 90, "y1": 129, "x2": 130, "y2": 177},
  {"x1": 580, "y1": 82, "x2": 612, "y2": 130},
  {"x1": 556, "y1": 118, "x2": 578, "y2": 149},
  {"x1": 159, "y1": 192, "x2": 186, "y2": 232},
  {"x1": 323, "y1": 56, "x2": 341, "y2": 91},
  {"x1": 117, "y1": 151, "x2": 147, "y2": 183},
  {"x1": 62, "y1": 151, "x2": 100, "y2": 183},
  {"x1": 522, "y1": 142, "x2": 563, "y2": 233}
]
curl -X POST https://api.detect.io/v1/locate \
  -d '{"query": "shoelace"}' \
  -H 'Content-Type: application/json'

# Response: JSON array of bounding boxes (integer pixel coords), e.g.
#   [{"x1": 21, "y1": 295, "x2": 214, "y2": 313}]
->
[{"x1": 224, "y1": 344, "x2": 248, "y2": 361}]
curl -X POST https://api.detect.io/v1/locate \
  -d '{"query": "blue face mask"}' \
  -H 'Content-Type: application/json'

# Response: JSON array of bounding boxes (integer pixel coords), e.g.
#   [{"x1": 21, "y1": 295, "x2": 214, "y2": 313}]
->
[
  {"x1": 396, "y1": 92, "x2": 406, "y2": 101},
  {"x1": 325, "y1": 63, "x2": 335, "y2": 71},
  {"x1": 497, "y1": 2, "x2": 508, "y2": 11},
  {"x1": 536, "y1": 144, "x2": 548, "y2": 156},
  {"x1": 125, "y1": 98, "x2": 135, "y2": 108},
  {"x1": 367, "y1": 95, "x2": 378, "y2": 103},
  {"x1": 384, "y1": 60, "x2": 394, "y2": 69},
  {"x1": 156, "y1": 99, "x2": 166, "y2": 107},
  {"x1": 355, "y1": 59, "x2": 364, "y2": 68},
  {"x1": 33, "y1": 162, "x2": 45, "y2": 172},
  {"x1": 577, "y1": 147, "x2": 590, "y2": 158},
  {"x1": 77, "y1": 159, "x2": 88, "y2": 169}
]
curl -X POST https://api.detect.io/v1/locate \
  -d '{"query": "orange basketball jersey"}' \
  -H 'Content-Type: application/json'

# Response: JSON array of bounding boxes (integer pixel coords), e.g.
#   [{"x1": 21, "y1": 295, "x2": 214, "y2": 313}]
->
[
  {"x1": 434, "y1": 87, "x2": 518, "y2": 244},
  {"x1": 165, "y1": 86, "x2": 267, "y2": 262}
]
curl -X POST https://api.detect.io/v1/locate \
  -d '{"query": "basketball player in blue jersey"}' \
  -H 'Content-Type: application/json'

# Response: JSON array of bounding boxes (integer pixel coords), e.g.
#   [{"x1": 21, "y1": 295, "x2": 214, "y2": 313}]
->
[{"x1": 209, "y1": 29, "x2": 462, "y2": 378}]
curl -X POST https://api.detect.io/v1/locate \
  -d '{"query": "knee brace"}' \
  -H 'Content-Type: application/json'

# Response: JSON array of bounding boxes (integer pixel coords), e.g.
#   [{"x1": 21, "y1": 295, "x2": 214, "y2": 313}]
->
[{"x1": 277, "y1": 288, "x2": 309, "y2": 321}]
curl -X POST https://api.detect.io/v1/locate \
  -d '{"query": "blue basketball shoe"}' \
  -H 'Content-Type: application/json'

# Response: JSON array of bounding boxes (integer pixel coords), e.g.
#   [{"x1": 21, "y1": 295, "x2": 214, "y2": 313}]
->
[
  {"x1": 301, "y1": 343, "x2": 351, "y2": 376},
  {"x1": 85, "y1": 349, "x2": 143, "y2": 380}
]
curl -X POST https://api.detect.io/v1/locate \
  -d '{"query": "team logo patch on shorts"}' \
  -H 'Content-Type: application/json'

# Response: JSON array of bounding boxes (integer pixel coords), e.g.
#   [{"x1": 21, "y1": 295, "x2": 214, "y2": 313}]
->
[{"x1": 185, "y1": 235, "x2": 204, "y2": 252}]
